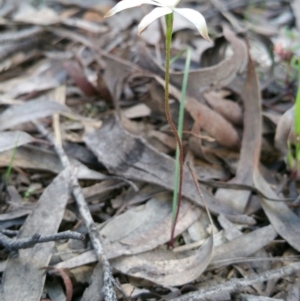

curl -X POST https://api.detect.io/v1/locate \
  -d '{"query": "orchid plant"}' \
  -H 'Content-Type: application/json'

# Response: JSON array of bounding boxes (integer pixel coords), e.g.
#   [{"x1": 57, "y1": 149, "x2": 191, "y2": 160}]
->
[{"x1": 105, "y1": 0, "x2": 211, "y2": 246}]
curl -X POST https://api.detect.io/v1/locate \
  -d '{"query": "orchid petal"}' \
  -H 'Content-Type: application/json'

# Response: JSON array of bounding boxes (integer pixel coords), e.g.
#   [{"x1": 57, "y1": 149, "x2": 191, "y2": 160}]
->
[
  {"x1": 104, "y1": 0, "x2": 159, "y2": 18},
  {"x1": 138, "y1": 7, "x2": 172, "y2": 35},
  {"x1": 156, "y1": 0, "x2": 180, "y2": 7},
  {"x1": 173, "y1": 8, "x2": 211, "y2": 42}
]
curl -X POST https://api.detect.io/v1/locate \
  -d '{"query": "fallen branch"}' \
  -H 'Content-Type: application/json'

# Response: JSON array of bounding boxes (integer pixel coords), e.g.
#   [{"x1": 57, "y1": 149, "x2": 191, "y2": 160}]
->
[
  {"x1": 0, "y1": 230, "x2": 84, "y2": 252},
  {"x1": 172, "y1": 261, "x2": 300, "y2": 301},
  {"x1": 34, "y1": 121, "x2": 118, "y2": 301}
]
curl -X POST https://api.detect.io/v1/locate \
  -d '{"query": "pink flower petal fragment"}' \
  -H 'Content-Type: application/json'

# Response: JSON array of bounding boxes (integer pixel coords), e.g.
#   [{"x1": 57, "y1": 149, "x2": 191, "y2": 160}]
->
[
  {"x1": 173, "y1": 8, "x2": 211, "y2": 42},
  {"x1": 138, "y1": 7, "x2": 172, "y2": 34},
  {"x1": 104, "y1": 0, "x2": 159, "y2": 18}
]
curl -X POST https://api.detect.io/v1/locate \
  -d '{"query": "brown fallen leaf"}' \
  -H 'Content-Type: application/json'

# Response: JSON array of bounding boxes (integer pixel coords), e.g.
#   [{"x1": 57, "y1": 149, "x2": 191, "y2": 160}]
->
[
  {"x1": 215, "y1": 53, "x2": 262, "y2": 212},
  {"x1": 137, "y1": 25, "x2": 247, "y2": 99},
  {"x1": 81, "y1": 263, "x2": 103, "y2": 301},
  {"x1": 253, "y1": 170, "x2": 300, "y2": 253},
  {"x1": 153, "y1": 75, "x2": 241, "y2": 149},
  {"x1": 112, "y1": 236, "x2": 213, "y2": 287},
  {"x1": 211, "y1": 0, "x2": 246, "y2": 33},
  {"x1": 0, "y1": 145, "x2": 107, "y2": 180},
  {"x1": 54, "y1": 0, "x2": 114, "y2": 13},
  {"x1": 102, "y1": 55, "x2": 132, "y2": 108},
  {"x1": 112, "y1": 226, "x2": 277, "y2": 286},
  {"x1": 44, "y1": 267, "x2": 74, "y2": 301},
  {"x1": 63, "y1": 61, "x2": 100, "y2": 97},
  {"x1": 0, "y1": 26, "x2": 43, "y2": 43},
  {"x1": 123, "y1": 103, "x2": 151, "y2": 119},
  {"x1": 210, "y1": 225, "x2": 277, "y2": 268},
  {"x1": 218, "y1": 214, "x2": 242, "y2": 241},
  {"x1": 62, "y1": 17, "x2": 108, "y2": 34},
  {"x1": 83, "y1": 114, "x2": 239, "y2": 216},
  {"x1": 44, "y1": 279, "x2": 66, "y2": 301},
  {"x1": 0, "y1": 131, "x2": 38, "y2": 152},
  {"x1": 55, "y1": 194, "x2": 201, "y2": 269},
  {"x1": 216, "y1": 57, "x2": 300, "y2": 252},
  {"x1": 96, "y1": 72, "x2": 113, "y2": 104},
  {"x1": 0, "y1": 99, "x2": 71, "y2": 131},
  {"x1": 1, "y1": 167, "x2": 73, "y2": 301},
  {"x1": 203, "y1": 90, "x2": 243, "y2": 126},
  {"x1": 2, "y1": 61, "x2": 67, "y2": 99},
  {"x1": 111, "y1": 225, "x2": 276, "y2": 287},
  {"x1": 101, "y1": 194, "x2": 201, "y2": 257},
  {"x1": 52, "y1": 268, "x2": 73, "y2": 301},
  {"x1": 13, "y1": 3, "x2": 61, "y2": 25},
  {"x1": 0, "y1": 207, "x2": 34, "y2": 222}
]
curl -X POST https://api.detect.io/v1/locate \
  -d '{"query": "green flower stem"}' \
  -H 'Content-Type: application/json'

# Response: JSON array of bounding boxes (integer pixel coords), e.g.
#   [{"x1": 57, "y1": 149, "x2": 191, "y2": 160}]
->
[
  {"x1": 165, "y1": 13, "x2": 184, "y2": 247},
  {"x1": 172, "y1": 47, "x2": 191, "y2": 234},
  {"x1": 295, "y1": 58, "x2": 300, "y2": 172}
]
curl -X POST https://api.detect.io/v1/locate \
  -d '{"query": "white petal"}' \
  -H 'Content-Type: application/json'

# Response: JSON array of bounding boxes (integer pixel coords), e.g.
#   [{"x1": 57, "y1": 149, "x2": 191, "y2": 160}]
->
[
  {"x1": 173, "y1": 8, "x2": 211, "y2": 42},
  {"x1": 156, "y1": 0, "x2": 180, "y2": 7},
  {"x1": 138, "y1": 7, "x2": 172, "y2": 34},
  {"x1": 104, "y1": 0, "x2": 159, "y2": 18}
]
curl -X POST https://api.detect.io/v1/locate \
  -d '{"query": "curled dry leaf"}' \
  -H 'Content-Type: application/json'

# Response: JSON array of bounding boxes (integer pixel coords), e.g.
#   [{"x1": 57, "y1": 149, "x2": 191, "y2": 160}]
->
[
  {"x1": 111, "y1": 226, "x2": 275, "y2": 286},
  {"x1": 53, "y1": 268, "x2": 73, "y2": 301},
  {"x1": 112, "y1": 236, "x2": 213, "y2": 287}
]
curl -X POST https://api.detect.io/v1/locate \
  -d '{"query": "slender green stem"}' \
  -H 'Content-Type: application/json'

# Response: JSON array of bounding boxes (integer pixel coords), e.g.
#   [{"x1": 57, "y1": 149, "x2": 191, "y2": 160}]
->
[
  {"x1": 4, "y1": 132, "x2": 20, "y2": 183},
  {"x1": 295, "y1": 58, "x2": 300, "y2": 173},
  {"x1": 172, "y1": 47, "x2": 191, "y2": 219},
  {"x1": 165, "y1": 13, "x2": 184, "y2": 247}
]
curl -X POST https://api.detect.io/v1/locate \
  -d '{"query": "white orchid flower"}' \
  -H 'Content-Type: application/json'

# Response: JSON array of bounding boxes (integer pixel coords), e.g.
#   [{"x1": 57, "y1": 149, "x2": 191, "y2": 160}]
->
[{"x1": 104, "y1": 0, "x2": 210, "y2": 41}]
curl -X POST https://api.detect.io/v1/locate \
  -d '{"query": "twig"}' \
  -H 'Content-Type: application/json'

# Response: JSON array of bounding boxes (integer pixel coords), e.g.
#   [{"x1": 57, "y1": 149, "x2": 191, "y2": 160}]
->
[
  {"x1": 172, "y1": 261, "x2": 300, "y2": 301},
  {"x1": 0, "y1": 229, "x2": 19, "y2": 237},
  {"x1": 0, "y1": 230, "x2": 84, "y2": 252},
  {"x1": 33, "y1": 121, "x2": 118, "y2": 301}
]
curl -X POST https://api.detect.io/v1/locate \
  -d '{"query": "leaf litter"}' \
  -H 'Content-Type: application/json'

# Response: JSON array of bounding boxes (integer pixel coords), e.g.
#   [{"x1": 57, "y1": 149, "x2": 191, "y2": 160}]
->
[{"x1": 0, "y1": 0, "x2": 299, "y2": 300}]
